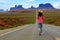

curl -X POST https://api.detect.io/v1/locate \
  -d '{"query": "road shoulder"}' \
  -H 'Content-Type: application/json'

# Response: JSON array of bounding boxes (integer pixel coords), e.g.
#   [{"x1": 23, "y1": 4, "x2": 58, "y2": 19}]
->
[{"x1": 0, "y1": 24, "x2": 33, "y2": 35}]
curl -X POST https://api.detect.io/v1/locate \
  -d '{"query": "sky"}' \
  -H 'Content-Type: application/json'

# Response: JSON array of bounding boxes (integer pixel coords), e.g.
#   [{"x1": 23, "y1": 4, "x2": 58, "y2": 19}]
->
[{"x1": 0, "y1": 0, "x2": 60, "y2": 10}]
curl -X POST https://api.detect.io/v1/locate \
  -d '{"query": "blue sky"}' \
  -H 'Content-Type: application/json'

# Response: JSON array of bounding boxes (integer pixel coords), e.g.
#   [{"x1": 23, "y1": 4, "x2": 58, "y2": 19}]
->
[{"x1": 0, "y1": 0, "x2": 60, "y2": 10}]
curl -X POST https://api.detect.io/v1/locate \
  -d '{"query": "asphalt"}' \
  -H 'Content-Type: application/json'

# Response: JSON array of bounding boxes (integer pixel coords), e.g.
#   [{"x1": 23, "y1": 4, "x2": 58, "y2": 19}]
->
[{"x1": 0, "y1": 24, "x2": 60, "y2": 40}]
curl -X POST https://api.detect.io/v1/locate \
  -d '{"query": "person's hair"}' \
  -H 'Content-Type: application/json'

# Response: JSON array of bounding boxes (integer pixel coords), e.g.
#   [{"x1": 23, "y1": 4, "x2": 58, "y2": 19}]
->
[{"x1": 38, "y1": 12, "x2": 43, "y2": 17}]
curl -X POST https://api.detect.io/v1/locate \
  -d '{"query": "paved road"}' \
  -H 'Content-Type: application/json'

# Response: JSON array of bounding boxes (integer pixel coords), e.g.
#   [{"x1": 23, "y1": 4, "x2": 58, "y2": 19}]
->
[{"x1": 0, "y1": 24, "x2": 60, "y2": 40}]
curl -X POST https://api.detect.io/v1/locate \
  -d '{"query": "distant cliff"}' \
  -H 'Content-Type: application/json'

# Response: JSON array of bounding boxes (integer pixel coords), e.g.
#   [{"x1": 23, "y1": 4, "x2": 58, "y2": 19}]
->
[
  {"x1": 38, "y1": 3, "x2": 55, "y2": 9},
  {"x1": 10, "y1": 3, "x2": 55, "y2": 11},
  {"x1": 0, "y1": 9, "x2": 4, "y2": 12},
  {"x1": 10, "y1": 5, "x2": 24, "y2": 11},
  {"x1": 28, "y1": 6, "x2": 36, "y2": 9}
]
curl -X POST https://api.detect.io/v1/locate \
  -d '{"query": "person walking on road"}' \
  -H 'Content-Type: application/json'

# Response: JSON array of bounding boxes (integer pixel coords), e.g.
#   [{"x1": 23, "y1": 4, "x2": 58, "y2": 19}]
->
[{"x1": 37, "y1": 10, "x2": 43, "y2": 36}]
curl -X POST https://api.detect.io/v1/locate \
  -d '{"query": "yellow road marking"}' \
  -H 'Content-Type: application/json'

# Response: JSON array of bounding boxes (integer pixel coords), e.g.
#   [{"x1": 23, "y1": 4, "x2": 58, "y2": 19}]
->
[{"x1": 56, "y1": 38, "x2": 60, "y2": 40}]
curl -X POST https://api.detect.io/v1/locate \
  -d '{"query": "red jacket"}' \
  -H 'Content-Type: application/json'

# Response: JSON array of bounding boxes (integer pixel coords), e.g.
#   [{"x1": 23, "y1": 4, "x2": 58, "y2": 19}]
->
[{"x1": 38, "y1": 16, "x2": 43, "y2": 23}]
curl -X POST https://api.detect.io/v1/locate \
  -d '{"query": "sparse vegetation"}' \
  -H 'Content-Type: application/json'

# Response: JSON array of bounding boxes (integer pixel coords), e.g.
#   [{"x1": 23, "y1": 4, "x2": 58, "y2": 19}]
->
[
  {"x1": 43, "y1": 10, "x2": 60, "y2": 26},
  {"x1": 0, "y1": 10, "x2": 36, "y2": 30},
  {"x1": 0, "y1": 9, "x2": 60, "y2": 30}
]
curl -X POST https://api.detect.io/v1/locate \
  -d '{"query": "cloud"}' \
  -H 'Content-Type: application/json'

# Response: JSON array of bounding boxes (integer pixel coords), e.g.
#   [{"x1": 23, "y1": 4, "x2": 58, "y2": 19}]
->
[
  {"x1": 29, "y1": 0, "x2": 34, "y2": 1},
  {"x1": 56, "y1": 4, "x2": 60, "y2": 9},
  {"x1": 51, "y1": 2, "x2": 60, "y2": 9},
  {"x1": 0, "y1": 0, "x2": 7, "y2": 3},
  {"x1": 25, "y1": 0, "x2": 35, "y2": 2},
  {"x1": 0, "y1": 0, "x2": 60, "y2": 10},
  {"x1": 22, "y1": 3, "x2": 31, "y2": 8}
]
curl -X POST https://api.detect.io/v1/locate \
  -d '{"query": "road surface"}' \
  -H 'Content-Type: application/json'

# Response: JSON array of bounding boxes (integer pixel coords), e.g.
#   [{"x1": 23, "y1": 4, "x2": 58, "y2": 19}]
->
[{"x1": 0, "y1": 24, "x2": 60, "y2": 40}]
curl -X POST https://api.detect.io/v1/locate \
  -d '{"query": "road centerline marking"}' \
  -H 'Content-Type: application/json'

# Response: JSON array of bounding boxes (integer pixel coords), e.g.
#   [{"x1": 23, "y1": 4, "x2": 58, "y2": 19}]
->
[
  {"x1": 45, "y1": 29, "x2": 48, "y2": 31},
  {"x1": 56, "y1": 38, "x2": 60, "y2": 40}
]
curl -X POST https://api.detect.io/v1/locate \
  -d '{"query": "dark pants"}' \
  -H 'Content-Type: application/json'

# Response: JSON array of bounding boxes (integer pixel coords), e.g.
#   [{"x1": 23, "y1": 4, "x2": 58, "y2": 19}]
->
[{"x1": 38, "y1": 23, "x2": 42, "y2": 33}]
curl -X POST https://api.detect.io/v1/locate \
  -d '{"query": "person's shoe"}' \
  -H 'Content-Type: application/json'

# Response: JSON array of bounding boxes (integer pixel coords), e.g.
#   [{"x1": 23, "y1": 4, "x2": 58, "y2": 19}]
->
[{"x1": 39, "y1": 32, "x2": 42, "y2": 36}]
